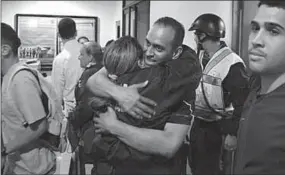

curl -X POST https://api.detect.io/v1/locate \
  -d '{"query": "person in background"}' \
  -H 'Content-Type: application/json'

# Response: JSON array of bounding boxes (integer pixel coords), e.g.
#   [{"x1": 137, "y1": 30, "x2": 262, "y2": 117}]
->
[
  {"x1": 234, "y1": 0, "x2": 285, "y2": 174},
  {"x1": 188, "y1": 13, "x2": 249, "y2": 175},
  {"x1": 68, "y1": 41, "x2": 103, "y2": 149},
  {"x1": 51, "y1": 17, "x2": 83, "y2": 116},
  {"x1": 86, "y1": 17, "x2": 202, "y2": 175},
  {"x1": 51, "y1": 17, "x2": 83, "y2": 174},
  {"x1": 67, "y1": 41, "x2": 103, "y2": 175},
  {"x1": 77, "y1": 36, "x2": 90, "y2": 45},
  {"x1": 1, "y1": 23, "x2": 56, "y2": 175}
]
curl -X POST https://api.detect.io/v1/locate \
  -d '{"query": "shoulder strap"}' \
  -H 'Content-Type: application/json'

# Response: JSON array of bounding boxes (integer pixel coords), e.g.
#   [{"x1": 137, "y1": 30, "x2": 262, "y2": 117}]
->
[
  {"x1": 204, "y1": 48, "x2": 232, "y2": 74},
  {"x1": 200, "y1": 48, "x2": 234, "y2": 118}
]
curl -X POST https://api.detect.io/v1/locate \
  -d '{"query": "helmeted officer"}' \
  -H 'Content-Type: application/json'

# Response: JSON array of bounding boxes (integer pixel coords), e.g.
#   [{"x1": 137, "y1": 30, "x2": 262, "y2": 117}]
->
[{"x1": 188, "y1": 13, "x2": 250, "y2": 175}]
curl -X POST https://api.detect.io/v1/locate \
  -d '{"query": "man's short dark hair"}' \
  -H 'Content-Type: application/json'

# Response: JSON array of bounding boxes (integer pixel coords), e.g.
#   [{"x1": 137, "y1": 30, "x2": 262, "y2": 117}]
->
[
  {"x1": 58, "y1": 18, "x2": 77, "y2": 39},
  {"x1": 258, "y1": 0, "x2": 285, "y2": 9},
  {"x1": 1, "y1": 23, "x2": 21, "y2": 55},
  {"x1": 77, "y1": 36, "x2": 89, "y2": 42},
  {"x1": 154, "y1": 17, "x2": 185, "y2": 49}
]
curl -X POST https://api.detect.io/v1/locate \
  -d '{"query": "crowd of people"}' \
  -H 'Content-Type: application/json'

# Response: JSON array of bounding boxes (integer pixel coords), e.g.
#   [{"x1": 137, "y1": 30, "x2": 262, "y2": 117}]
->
[{"x1": 1, "y1": 0, "x2": 285, "y2": 174}]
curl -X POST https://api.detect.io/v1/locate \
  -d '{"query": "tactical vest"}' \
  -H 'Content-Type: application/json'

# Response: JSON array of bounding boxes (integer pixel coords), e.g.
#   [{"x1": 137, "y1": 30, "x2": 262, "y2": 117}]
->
[{"x1": 195, "y1": 47, "x2": 245, "y2": 121}]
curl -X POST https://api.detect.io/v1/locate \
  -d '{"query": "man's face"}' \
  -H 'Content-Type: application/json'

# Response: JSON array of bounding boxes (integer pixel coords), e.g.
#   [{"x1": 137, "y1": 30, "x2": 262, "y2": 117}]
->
[
  {"x1": 248, "y1": 5, "x2": 285, "y2": 75},
  {"x1": 78, "y1": 46, "x2": 92, "y2": 68},
  {"x1": 143, "y1": 24, "x2": 176, "y2": 67}
]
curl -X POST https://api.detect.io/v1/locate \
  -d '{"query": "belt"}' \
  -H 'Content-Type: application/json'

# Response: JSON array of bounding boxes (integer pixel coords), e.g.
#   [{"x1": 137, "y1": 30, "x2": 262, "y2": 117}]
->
[
  {"x1": 65, "y1": 100, "x2": 75, "y2": 104},
  {"x1": 194, "y1": 108, "x2": 234, "y2": 122},
  {"x1": 195, "y1": 114, "x2": 222, "y2": 122}
]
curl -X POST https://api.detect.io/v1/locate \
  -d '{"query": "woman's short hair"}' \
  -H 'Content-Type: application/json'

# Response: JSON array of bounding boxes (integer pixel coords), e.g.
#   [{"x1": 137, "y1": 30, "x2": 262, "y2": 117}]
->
[
  {"x1": 83, "y1": 41, "x2": 103, "y2": 64},
  {"x1": 103, "y1": 36, "x2": 143, "y2": 76}
]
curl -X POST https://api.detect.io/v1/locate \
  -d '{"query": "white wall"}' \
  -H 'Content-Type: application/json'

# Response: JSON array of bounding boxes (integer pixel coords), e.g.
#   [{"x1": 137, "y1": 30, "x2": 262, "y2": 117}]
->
[
  {"x1": 2, "y1": 1, "x2": 233, "y2": 49},
  {"x1": 113, "y1": 1, "x2": 123, "y2": 41},
  {"x1": 150, "y1": 1, "x2": 233, "y2": 50},
  {"x1": 1, "y1": 1, "x2": 119, "y2": 46}
]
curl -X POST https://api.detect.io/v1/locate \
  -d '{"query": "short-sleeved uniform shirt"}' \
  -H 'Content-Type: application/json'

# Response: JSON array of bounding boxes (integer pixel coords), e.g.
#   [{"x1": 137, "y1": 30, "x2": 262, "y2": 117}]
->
[{"x1": 2, "y1": 69, "x2": 55, "y2": 174}]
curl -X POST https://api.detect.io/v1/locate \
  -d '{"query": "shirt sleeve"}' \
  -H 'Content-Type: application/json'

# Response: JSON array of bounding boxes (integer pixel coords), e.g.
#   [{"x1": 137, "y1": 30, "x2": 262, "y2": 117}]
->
[
  {"x1": 12, "y1": 70, "x2": 47, "y2": 125},
  {"x1": 51, "y1": 56, "x2": 66, "y2": 102},
  {"x1": 163, "y1": 48, "x2": 202, "y2": 125},
  {"x1": 220, "y1": 63, "x2": 250, "y2": 135},
  {"x1": 167, "y1": 96, "x2": 195, "y2": 125}
]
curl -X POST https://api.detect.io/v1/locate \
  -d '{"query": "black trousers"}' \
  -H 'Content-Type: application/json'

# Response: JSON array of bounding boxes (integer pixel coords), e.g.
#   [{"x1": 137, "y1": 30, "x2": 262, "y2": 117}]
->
[{"x1": 189, "y1": 119, "x2": 223, "y2": 175}]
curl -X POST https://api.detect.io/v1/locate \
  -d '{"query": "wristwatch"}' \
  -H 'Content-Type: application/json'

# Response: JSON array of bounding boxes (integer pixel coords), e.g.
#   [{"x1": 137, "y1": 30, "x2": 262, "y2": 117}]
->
[{"x1": 1, "y1": 146, "x2": 8, "y2": 156}]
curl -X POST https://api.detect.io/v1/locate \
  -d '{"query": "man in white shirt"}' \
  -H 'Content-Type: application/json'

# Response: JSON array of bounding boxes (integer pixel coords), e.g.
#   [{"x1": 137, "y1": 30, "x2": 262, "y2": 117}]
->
[
  {"x1": 51, "y1": 18, "x2": 82, "y2": 174},
  {"x1": 51, "y1": 18, "x2": 83, "y2": 116}
]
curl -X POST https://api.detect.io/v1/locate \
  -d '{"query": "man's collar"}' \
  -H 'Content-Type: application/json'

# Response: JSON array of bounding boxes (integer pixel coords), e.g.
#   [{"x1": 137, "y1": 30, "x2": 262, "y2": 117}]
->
[
  {"x1": 219, "y1": 41, "x2": 227, "y2": 49},
  {"x1": 85, "y1": 62, "x2": 96, "y2": 68},
  {"x1": 204, "y1": 41, "x2": 227, "y2": 58},
  {"x1": 63, "y1": 39, "x2": 78, "y2": 49}
]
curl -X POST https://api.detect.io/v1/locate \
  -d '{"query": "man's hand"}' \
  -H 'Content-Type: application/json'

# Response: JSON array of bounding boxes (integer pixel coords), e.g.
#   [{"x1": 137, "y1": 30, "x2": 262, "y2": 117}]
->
[
  {"x1": 115, "y1": 81, "x2": 157, "y2": 119},
  {"x1": 93, "y1": 107, "x2": 119, "y2": 134},
  {"x1": 224, "y1": 134, "x2": 237, "y2": 151},
  {"x1": 86, "y1": 68, "x2": 157, "y2": 119}
]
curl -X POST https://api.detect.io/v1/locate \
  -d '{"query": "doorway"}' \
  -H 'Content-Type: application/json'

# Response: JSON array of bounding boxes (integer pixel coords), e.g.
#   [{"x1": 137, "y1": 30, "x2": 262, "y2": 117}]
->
[
  {"x1": 233, "y1": 1, "x2": 259, "y2": 68},
  {"x1": 122, "y1": 0, "x2": 150, "y2": 46}
]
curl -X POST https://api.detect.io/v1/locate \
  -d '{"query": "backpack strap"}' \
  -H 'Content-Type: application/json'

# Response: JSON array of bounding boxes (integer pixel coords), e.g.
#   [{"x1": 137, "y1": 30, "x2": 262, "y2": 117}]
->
[{"x1": 204, "y1": 48, "x2": 232, "y2": 74}]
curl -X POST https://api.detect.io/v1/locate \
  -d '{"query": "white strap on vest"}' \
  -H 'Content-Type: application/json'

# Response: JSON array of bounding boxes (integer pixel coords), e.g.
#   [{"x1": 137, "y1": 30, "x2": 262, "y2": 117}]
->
[
  {"x1": 204, "y1": 48, "x2": 233, "y2": 74},
  {"x1": 200, "y1": 48, "x2": 233, "y2": 118}
]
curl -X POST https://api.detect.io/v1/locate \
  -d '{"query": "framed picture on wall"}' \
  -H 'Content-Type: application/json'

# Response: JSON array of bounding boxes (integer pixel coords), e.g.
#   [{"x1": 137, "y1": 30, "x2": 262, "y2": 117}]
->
[{"x1": 15, "y1": 14, "x2": 98, "y2": 60}]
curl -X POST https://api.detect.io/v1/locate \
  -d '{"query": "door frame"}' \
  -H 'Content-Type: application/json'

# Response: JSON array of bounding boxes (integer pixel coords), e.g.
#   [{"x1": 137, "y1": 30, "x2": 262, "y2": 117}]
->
[
  {"x1": 231, "y1": 1, "x2": 244, "y2": 56},
  {"x1": 122, "y1": 0, "x2": 149, "y2": 37}
]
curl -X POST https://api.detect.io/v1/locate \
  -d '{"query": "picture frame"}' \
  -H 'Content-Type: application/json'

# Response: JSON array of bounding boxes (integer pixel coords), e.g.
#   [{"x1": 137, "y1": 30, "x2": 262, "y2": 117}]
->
[{"x1": 15, "y1": 14, "x2": 98, "y2": 60}]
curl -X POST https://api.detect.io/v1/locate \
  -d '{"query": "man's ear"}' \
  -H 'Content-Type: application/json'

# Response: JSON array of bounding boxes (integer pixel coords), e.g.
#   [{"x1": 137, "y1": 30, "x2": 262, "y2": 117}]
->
[
  {"x1": 172, "y1": 46, "x2": 183, "y2": 60},
  {"x1": 1, "y1": 44, "x2": 12, "y2": 58}
]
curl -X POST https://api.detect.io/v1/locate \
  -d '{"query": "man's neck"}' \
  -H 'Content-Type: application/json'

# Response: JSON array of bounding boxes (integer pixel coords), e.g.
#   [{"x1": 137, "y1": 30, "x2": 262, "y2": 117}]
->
[
  {"x1": 260, "y1": 72, "x2": 285, "y2": 94},
  {"x1": 62, "y1": 37, "x2": 76, "y2": 45},
  {"x1": 205, "y1": 41, "x2": 221, "y2": 58},
  {"x1": 2, "y1": 56, "x2": 19, "y2": 76}
]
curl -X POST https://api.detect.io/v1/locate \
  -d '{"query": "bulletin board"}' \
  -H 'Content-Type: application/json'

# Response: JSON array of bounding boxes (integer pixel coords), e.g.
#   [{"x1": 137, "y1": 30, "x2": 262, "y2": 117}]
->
[{"x1": 15, "y1": 14, "x2": 98, "y2": 60}]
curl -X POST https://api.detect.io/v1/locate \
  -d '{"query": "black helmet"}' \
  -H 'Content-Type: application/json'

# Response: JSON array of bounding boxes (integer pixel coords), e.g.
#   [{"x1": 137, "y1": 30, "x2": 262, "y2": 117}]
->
[{"x1": 188, "y1": 13, "x2": 226, "y2": 38}]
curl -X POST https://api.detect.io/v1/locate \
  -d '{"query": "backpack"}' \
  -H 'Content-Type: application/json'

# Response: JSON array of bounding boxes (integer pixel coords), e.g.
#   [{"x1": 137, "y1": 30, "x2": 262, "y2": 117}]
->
[{"x1": 6, "y1": 63, "x2": 68, "y2": 153}]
